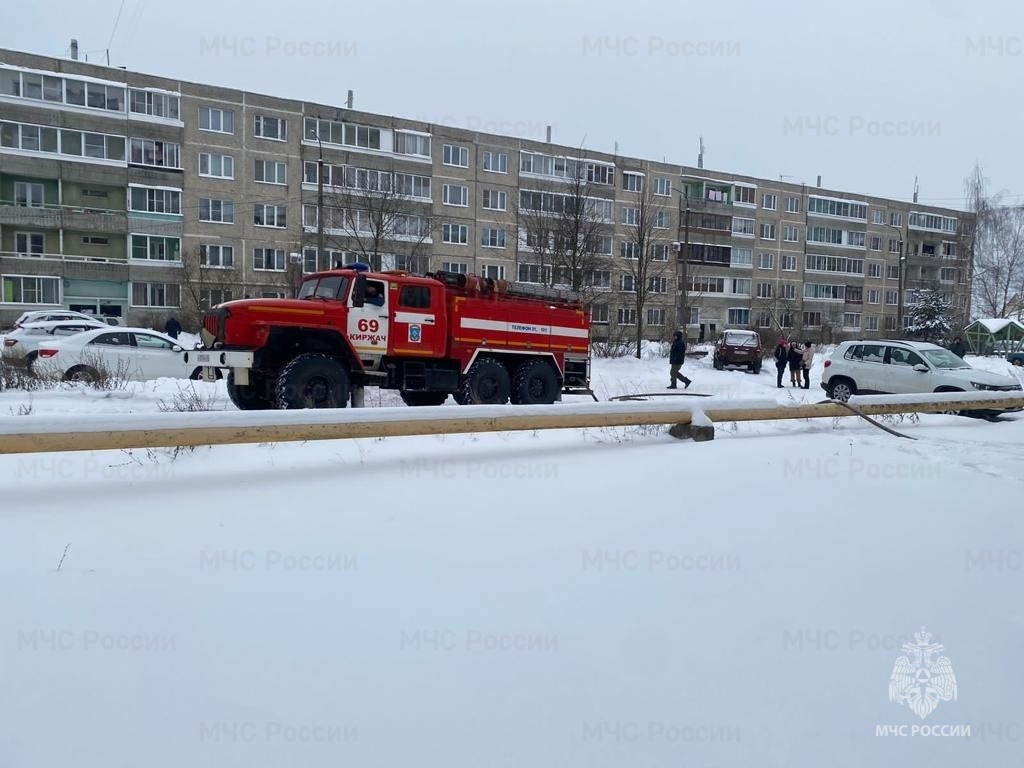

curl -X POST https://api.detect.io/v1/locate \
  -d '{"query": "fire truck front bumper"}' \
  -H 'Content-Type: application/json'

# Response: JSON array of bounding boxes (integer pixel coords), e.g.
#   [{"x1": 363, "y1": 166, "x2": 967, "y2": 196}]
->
[{"x1": 182, "y1": 349, "x2": 255, "y2": 383}]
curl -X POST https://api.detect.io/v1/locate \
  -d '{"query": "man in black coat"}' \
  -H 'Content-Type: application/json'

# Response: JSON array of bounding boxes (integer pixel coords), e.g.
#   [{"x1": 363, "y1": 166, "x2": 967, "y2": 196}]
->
[
  {"x1": 950, "y1": 336, "x2": 968, "y2": 358},
  {"x1": 164, "y1": 316, "x2": 182, "y2": 339},
  {"x1": 668, "y1": 330, "x2": 692, "y2": 389},
  {"x1": 773, "y1": 336, "x2": 789, "y2": 388}
]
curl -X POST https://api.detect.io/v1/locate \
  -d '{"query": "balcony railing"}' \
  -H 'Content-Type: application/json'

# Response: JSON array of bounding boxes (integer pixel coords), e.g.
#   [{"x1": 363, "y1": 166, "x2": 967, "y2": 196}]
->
[
  {"x1": 0, "y1": 250, "x2": 127, "y2": 265},
  {"x1": 0, "y1": 200, "x2": 127, "y2": 232}
]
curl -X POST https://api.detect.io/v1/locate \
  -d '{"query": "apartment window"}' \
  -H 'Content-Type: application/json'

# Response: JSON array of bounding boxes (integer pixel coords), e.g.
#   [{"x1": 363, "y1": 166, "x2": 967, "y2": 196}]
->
[
  {"x1": 617, "y1": 307, "x2": 637, "y2": 325},
  {"x1": 443, "y1": 184, "x2": 469, "y2": 207},
  {"x1": 782, "y1": 254, "x2": 798, "y2": 271},
  {"x1": 885, "y1": 290, "x2": 898, "y2": 305},
  {"x1": 867, "y1": 262, "x2": 882, "y2": 278},
  {"x1": 731, "y1": 247, "x2": 753, "y2": 268},
  {"x1": 806, "y1": 226, "x2": 845, "y2": 245},
  {"x1": 869, "y1": 235, "x2": 881, "y2": 251},
  {"x1": 586, "y1": 269, "x2": 611, "y2": 289},
  {"x1": 785, "y1": 196, "x2": 801, "y2": 213},
  {"x1": 200, "y1": 244, "x2": 234, "y2": 267},
  {"x1": 654, "y1": 210, "x2": 670, "y2": 229},
  {"x1": 199, "y1": 152, "x2": 234, "y2": 179},
  {"x1": 756, "y1": 282, "x2": 774, "y2": 299},
  {"x1": 734, "y1": 186, "x2": 755, "y2": 205},
  {"x1": 129, "y1": 281, "x2": 178, "y2": 308},
  {"x1": 847, "y1": 231, "x2": 866, "y2": 248},
  {"x1": 846, "y1": 286, "x2": 863, "y2": 303},
  {"x1": 441, "y1": 261, "x2": 468, "y2": 274},
  {"x1": 129, "y1": 89, "x2": 180, "y2": 119},
  {"x1": 129, "y1": 186, "x2": 181, "y2": 215},
  {"x1": 621, "y1": 207, "x2": 640, "y2": 226},
  {"x1": 255, "y1": 159, "x2": 287, "y2": 185},
  {"x1": 804, "y1": 283, "x2": 845, "y2": 301},
  {"x1": 308, "y1": 117, "x2": 381, "y2": 150},
  {"x1": 864, "y1": 315, "x2": 880, "y2": 331},
  {"x1": 482, "y1": 151, "x2": 508, "y2": 173},
  {"x1": 442, "y1": 223, "x2": 468, "y2": 244},
  {"x1": 805, "y1": 254, "x2": 863, "y2": 275},
  {"x1": 887, "y1": 265, "x2": 900, "y2": 279},
  {"x1": 482, "y1": 190, "x2": 507, "y2": 211},
  {"x1": 620, "y1": 275, "x2": 636, "y2": 292},
  {"x1": 649, "y1": 276, "x2": 668, "y2": 294},
  {"x1": 688, "y1": 276, "x2": 726, "y2": 293},
  {"x1": 872, "y1": 210, "x2": 885, "y2": 224},
  {"x1": 654, "y1": 177, "x2": 672, "y2": 196},
  {"x1": 780, "y1": 283, "x2": 797, "y2": 300},
  {"x1": 252, "y1": 204, "x2": 287, "y2": 228},
  {"x1": 199, "y1": 106, "x2": 234, "y2": 134},
  {"x1": 253, "y1": 247, "x2": 286, "y2": 271},
  {"x1": 621, "y1": 241, "x2": 640, "y2": 259},
  {"x1": 393, "y1": 131, "x2": 430, "y2": 157},
  {"x1": 942, "y1": 241, "x2": 958, "y2": 258},
  {"x1": 199, "y1": 198, "x2": 234, "y2": 224},
  {"x1": 884, "y1": 316, "x2": 897, "y2": 331},
  {"x1": 480, "y1": 227, "x2": 506, "y2": 248},
  {"x1": 728, "y1": 308, "x2": 751, "y2": 325},
  {"x1": 729, "y1": 278, "x2": 751, "y2": 296},
  {"x1": 867, "y1": 289, "x2": 880, "y2": 304},
  {"x1": 1, "y1": 275, "x2": 60, "y2": 304},
  {"x1": 586, "y1": 163, "x2": 614, "y2": 185},
  {"x1": 199, "y1": 289, "x2": 232, "y2": 308},
  {"x1": 941, "y1": 268, "x2": 957, "y2": 283},
  {"x1": 889, "y1": 212, "x2": 903, "y2": 227},
  {"x1": 758, "y1": 252, "x2": 775, "y2": 269},
  {"x1": 15, "y1": 232, "x2": 45, "y2": 256},
  {"x1": 622, "y1": 172, "x2": 643, "y2": 192},
  {"x1": 590, "y1": 304, "x2": 609, "y2": 324},
  {"x1": 254, "y1": 115, "x2": 287, "y2": 141},
  {"x1": 443, "y1": 144, "x2": 469, "y2": 167},
  {"x1": 808, "y1": 197, "x2": 867, "y2": 220},
  {"x1": 129, "y1": 138, "x2": 181, "y2": 168},
  {"x1": 480, "y1": 264, "x2": 505, "y2": 280},
  {"x1": 732, "y1": 217, "x2": 755, "y2": 236},
  {"x1": 14, "y1": 182, "x2": 45, "y2": 207},
  {"x1": 518, "y1": 264, "x2": 551, "y2": 284},
  {"x1": 594, "y1": 235, "x2": 614, "y2": 255},
  {"x1": 803, "y1": 312, "x2": 823, "y2": 327},
  {"x1": 647, "y1": 307, "x2": 666, "y2": 326},
  {"x1": 783, "y1": 225, "x2": 799, "y2": 242},
  {"x1": 759, "y1": 223, "x2": 776, "y2": 240},
  {"x1": 761, "y1": 193, "x2": 777, "y2": 210},
  {"x1": 129, "y1": 235, "x2": 181, "y2": 263},
  {"x1": 650, "y1": 243, "x2": 671, "y2": 261},
  {"x1": 754, "y1": 311, "x2": 772, "y2": 328},
  {"x1": 394, "y1": 173, "x2": 431, "y2": 199},
  {"x1": 81, "y1": 236, "x2": 109, "y2": 245}
]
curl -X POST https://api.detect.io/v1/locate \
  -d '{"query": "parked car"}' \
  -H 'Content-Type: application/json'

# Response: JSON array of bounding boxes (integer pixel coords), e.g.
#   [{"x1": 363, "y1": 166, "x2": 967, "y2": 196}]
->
[
  {"x1": 33, "y1": 327, "x2": 219, "y2": 383},
  {"x1": 2, "y1": 319, "x2": 110, "y2": 369},
  {"x1": 11, "y1": 310, "x2": 120, "y2": 329},
  {"x1": 1007, "y1": 352, "x2": 1024, "y2": 366},
  {"x1": 712, "y1": 329, "x2": 763, "y2": 373},
  {"x1": 821, "y1": 339, "x2": 1023, "y2": 416}
]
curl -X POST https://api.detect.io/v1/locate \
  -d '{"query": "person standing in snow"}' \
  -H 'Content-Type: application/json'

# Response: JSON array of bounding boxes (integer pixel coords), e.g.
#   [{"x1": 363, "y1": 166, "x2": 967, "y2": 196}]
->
[
  {"x1": 787, "y1": 341, "x2": 803, "y2": 386},
  {"x1": 773, "y1": 336, "x2": 789, "y2": 388},
  {"x1": 164, "y1": 316, "x2": 182, "y2": 339},
  {"x1": 950, "y1": 335, "x2": 967, "y2": 358},
  {"x1": 800, "y1": 340, "x2": 814, "y2": 390},
  {"x1": 667, "y1": 330, "x2": 692, "y2": 389}
]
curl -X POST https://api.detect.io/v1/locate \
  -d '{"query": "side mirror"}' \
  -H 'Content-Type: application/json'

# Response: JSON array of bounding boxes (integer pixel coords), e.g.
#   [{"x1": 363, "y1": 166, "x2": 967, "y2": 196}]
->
[
  {"x1": 351, "y1": 275, "x2": 366, "y2": 308},
  {"x1": 913, "y1": 363, "x2": 929, "y2": 373},
  {"x1": 172, "y1": 344, "x2": 183, "y2": 353}
]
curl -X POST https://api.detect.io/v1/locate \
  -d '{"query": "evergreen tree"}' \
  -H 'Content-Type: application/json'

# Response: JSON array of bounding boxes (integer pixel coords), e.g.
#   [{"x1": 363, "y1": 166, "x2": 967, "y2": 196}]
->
[{"x1": 906, "y1": 289, "x2": 953, "y2": 342}]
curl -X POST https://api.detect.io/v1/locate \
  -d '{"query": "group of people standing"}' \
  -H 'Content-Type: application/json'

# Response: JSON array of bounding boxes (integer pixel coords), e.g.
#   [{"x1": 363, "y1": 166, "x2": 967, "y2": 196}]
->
[{"x1": 774, "y1": 338, "x2": 814, "y2": 389}]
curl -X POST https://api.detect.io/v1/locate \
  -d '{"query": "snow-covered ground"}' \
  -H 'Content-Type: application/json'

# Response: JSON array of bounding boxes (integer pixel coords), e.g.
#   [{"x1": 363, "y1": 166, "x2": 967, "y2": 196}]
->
[{"x1": 1, "y1": 350, "x2": 1023, "y2": 767}]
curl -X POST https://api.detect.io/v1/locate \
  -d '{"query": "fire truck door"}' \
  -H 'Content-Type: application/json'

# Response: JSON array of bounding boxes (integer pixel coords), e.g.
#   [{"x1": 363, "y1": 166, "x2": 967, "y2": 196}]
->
[
  {"x1": 390, "y1": 283, "x2": 444, "y2": 357},
  {"x1": 348, "y1": 277, "x2": 389, "y2": 366}
]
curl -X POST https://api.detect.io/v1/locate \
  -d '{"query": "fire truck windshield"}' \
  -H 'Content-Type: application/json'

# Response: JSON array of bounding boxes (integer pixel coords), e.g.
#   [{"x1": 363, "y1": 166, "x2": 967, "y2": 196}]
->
[{"x1": 298, "y1": 275, "x2": 349, "y2": 301}]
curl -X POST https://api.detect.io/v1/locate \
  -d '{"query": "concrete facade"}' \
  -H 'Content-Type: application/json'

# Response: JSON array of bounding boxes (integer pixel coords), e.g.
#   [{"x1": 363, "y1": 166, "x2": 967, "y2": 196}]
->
[{"x1": 0, "y1": 47, "x2": 973, "y2": 342}]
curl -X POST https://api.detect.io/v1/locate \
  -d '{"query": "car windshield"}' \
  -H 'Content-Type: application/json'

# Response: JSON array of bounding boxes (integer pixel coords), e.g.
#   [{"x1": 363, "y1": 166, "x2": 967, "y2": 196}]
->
[
  {"x1": 921, "y1": 348, "x2": 970, "y2": 369},
  {"x1": 724, "y1": 333, "x2": 757, "y2": 347},
  {"x1": 298, "y1": 276, "x2": 349, "y2": 300}
]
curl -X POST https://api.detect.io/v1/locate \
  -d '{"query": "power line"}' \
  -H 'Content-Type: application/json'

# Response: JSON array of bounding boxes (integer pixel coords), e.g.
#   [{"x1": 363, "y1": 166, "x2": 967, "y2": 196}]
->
[{"x1": 107, "y1": 0, "x2": 127, "y2": 55}]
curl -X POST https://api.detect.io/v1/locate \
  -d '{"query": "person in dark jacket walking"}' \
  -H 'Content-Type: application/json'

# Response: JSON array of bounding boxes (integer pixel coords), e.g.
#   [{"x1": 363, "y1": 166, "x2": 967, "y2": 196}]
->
[
  {"x1": 950, "y1": 336, "x2": 967, "y2": 358},
  {"x1": 164, "y1": 316, "x2": 182, "y2": 339},
  {"x1": 773, "y1": 336, "x2": 789, "y2": 388},
  {"x1": 667, "y1": 331, "x2": 692, "y2": 389}
]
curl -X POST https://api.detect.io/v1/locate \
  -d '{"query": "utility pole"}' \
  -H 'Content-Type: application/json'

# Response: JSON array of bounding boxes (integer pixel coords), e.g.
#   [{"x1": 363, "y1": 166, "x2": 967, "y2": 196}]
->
[
  {"x1": 678, "y1": 188, "x2": 691, "y2": 336},
  {"x1": 309, "y1": 116, "x2": 326, "y2": 264}
]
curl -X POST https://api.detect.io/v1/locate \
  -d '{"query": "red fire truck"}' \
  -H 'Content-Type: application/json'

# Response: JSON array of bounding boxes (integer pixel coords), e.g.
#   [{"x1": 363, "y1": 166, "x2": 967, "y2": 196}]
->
[{"x1": 187, "y1": 265, "x2": 592, "y2": 409}]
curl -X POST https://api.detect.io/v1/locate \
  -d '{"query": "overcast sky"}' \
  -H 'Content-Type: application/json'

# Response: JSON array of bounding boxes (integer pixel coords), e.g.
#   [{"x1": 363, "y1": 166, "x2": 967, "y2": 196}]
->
[{"x1": 3, "y1": 0, "x2": 1021, "y2": 211}]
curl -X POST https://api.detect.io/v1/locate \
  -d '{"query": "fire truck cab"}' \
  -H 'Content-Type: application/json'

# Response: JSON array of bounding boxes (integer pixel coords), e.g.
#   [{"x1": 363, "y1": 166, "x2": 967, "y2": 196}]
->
[{"x1": 187, "y1": 265, "x2": 592, "y2": 409}]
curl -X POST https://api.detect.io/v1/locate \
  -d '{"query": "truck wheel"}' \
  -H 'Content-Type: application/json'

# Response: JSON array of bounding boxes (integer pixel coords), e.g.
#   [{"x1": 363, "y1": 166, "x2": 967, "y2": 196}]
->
[
  {"x1": 275, "y1": 353, "x2": 350, "y2": 409},
  {"x1": 458, "y1": 357, "x2": 510, "y2": 405},
  {"x1": 511, "y1": 359, "x2": 559, "y2": 405},
  {"x1": 226, "y1": 371, "x2": 274, "y2": 410},
  {"x1": 400, "y1": 391, "x2": 449, "y2": 406}
]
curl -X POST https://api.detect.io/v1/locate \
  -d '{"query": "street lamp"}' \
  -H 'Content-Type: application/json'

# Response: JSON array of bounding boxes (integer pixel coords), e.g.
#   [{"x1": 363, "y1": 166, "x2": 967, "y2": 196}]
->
[
  {"x1": 306, "y1": 117, "x2": 326, "y2": 263},
  {"x1": 675, "y1": 186, "x2": 691, "y2": 338},
  {"x1": 888, "y1": 223, "x2": 906, "y2": 334}
]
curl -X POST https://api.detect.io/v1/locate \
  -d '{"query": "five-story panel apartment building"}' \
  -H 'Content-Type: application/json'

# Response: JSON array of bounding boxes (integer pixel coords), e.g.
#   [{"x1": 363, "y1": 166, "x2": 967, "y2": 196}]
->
[{"x1": 0, "y1": 47, "x2": 974, "y2": 342}]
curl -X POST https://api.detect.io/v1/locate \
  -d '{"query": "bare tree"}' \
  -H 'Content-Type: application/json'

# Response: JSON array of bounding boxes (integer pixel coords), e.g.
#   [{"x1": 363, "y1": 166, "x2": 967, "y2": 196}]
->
[
  {"x1": 621, "y1": 181, "x2": 671, "y2": 358},
  {"x1": 515, "y1": 180, "x2": 562, "y2": 287},
  {"x1": 178, "y1": 244, "x2": 244, "y2": 329},
  {"x1": 964, "y1": 162, "x2": 1024, "y2": 319},
  {"x1": 312, "y1": 165, "x2": 434, "y2": 272}
]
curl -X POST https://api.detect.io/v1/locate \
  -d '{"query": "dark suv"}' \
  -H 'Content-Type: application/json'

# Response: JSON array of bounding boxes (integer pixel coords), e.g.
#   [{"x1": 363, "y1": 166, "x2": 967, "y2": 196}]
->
[{"x1": 712, "y1": 329, "x2": 763, "y2": 373}]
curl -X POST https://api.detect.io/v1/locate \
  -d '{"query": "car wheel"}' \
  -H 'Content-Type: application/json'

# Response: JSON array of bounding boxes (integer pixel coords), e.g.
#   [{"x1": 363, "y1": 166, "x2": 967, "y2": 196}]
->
[
  {"x1": 827, "y1": 378, "x2": 856, "y2": 403},
  {"x1": 190, "y1": 367, "x2": 223, "y2": 381},
  {"x1": 64, "y1": 365, "x2": 99, "y2": 384},
  {"x1": 935, "y1": 387, "x2": 966, "y2": 416}
]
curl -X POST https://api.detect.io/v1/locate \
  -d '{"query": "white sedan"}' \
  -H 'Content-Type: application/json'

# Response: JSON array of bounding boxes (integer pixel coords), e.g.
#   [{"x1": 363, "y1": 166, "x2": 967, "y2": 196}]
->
[
  {"x1": 2, "y1": 319, "x2": 110, "y2": 368},
  {"x1": 34, "y1": 327, "x2": 219, "y2": 383}
]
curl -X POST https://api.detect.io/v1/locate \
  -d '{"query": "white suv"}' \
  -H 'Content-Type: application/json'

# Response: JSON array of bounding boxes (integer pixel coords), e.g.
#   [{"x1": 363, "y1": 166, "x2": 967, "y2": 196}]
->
[{"x1": 821, "y1": 339, "x2": 1022, "y2": 407}]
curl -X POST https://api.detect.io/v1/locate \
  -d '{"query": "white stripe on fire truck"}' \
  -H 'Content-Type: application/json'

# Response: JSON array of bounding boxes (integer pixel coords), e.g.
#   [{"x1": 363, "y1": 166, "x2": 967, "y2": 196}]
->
[{"x1": 460, "y1": 317, "x2": 589, "y2": 339}]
